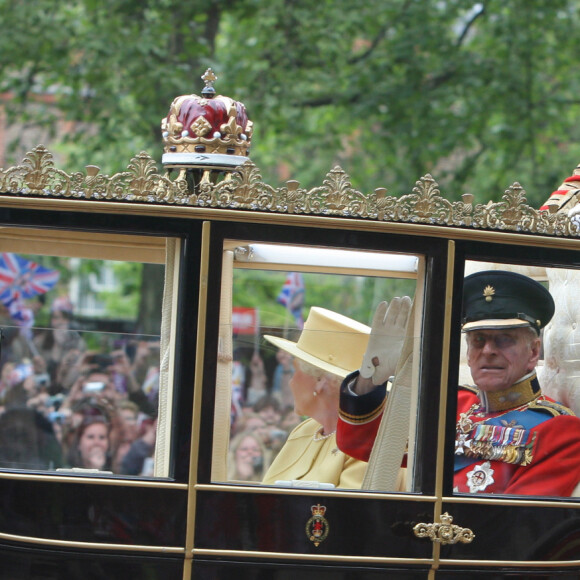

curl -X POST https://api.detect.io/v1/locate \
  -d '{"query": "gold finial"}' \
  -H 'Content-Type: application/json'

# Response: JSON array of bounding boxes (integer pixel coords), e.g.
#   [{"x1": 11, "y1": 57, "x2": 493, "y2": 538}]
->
[
  {"x1": 201, "y1": 68, "x2": 218, "y2": 98},
  {"x1": 202, "y1": 68, "x2": 217, "y2": 88},
  {"x1": 483, "y1": 285, "x2": 495, "y2": 302}
]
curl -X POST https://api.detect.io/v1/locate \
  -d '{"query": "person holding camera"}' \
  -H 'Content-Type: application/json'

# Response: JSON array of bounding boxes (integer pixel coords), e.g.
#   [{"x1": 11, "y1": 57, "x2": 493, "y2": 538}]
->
[
  {"x1": 227, "y1": 429, "x2": 269, "y2": 482},
  {"x1": 57, "y1": 364, "x2": 123, "y2": 470}
]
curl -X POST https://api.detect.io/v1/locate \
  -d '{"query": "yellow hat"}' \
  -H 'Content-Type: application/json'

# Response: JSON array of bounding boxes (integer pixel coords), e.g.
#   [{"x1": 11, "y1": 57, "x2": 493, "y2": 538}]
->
[{"x1": 264, "y1": 307, "x2": 370, "y2": 378}]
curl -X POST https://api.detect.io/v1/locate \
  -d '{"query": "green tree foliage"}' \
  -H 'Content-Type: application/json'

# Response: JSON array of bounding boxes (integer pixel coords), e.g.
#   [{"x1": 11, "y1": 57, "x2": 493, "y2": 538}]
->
[
  {"x1": 96, "y1": 261, "x2": 143, "y2": 320},
  {"x1": 233, "y1": 269, "x2": 416, "y2": 330},
  {"x1": 20, "y1": 254, "x2": 157, "y2": 329},
  {"x1": 2, "y1": 0, "x2": 580, "y2": 206}
]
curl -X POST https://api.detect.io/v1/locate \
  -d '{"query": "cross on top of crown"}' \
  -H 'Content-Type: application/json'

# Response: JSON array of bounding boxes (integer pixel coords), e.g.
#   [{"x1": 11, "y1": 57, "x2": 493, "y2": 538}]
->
[{"x1": 202, "y1": 68, "x2": 218, "y2": 89}]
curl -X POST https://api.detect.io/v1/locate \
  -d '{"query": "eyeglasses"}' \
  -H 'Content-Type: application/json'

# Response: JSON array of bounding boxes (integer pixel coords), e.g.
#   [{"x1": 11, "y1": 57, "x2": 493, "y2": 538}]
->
[{"x1": 466, "y1": 333, "x2": 518, "y2": 350}]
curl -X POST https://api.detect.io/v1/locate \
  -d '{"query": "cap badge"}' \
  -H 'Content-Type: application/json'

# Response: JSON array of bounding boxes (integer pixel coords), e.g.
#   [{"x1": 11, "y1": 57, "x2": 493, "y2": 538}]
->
[{"x1": 483, "y1": 285, "x2": 495, "y2": 302}]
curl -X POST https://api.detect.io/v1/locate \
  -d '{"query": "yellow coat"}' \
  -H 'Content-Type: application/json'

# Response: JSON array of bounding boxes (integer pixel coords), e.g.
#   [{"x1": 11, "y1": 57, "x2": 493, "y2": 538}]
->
[{"x1": 262, "y1": 418, "x2": 367, "y2": 489}]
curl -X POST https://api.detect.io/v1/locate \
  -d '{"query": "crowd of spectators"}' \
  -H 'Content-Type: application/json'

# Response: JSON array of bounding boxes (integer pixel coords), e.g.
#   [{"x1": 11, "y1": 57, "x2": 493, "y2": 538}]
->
[
  {"x1": 0, "y1": 296, "x2": 307, "y2": 482},
  {"x1": 228, "y1": 349, "x2": 302, "y2": 482},
  {"x1": 0, "y1": 299, "x2": 160, "y2": 476}
]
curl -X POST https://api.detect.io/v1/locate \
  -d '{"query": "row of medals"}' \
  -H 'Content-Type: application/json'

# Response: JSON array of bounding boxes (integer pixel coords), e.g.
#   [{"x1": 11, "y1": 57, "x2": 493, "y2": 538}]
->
[{"x1": 455, "y1": 403, "x2": 535, "y2": 467}]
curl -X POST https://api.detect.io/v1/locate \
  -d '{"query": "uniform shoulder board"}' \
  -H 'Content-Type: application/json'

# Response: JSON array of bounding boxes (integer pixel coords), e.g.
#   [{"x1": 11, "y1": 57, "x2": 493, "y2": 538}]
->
[
  {"x1": 528, "y1": 398, "x2": 576, "y2": 417},
  {"x1": 459, "y1": 384, "x2": 478, "y2": 395}
]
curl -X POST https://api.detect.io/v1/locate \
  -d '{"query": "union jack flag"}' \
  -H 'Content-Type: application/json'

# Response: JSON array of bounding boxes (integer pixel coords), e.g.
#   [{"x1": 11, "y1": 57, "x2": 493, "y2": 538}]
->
[
  {"x1": 0, "y1": 253, "x2": 60, "y2": 306},
  {"x1": 277, "y1": 272, "x2": 305, "y2": 329},
  {"x1": 7, "y1": 298, "x2": 34, "y2": 328}
]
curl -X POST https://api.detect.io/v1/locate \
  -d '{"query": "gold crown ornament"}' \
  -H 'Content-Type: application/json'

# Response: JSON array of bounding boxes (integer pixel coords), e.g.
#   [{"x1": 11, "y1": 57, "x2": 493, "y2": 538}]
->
[{"x1": 161, "y1": 68, "x2": 253, "y2": 169}]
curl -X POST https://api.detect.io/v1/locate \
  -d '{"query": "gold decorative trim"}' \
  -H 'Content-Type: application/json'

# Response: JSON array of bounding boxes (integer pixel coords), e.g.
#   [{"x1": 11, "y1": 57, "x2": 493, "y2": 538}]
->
[
  {"x1": 0, "y1": 471, "x2": 187, "y2": 488},
  {"x1": 185, "y1": 222, "x2": 212, "y2": 556},
  {"x1": 193, "y1": 547, "x2": 580, "y2": 567},
  {"x1": 443, "y1": 494, "x2": 580, "y2": 508},
  {"x1": 1, "y1": 146, "x2": 579, "y2": 236},
  {"x1": 195, "y1": 483, "x2": 437, "y2": 502},
  {"x1": 0, "y1": 531, "x2": 184, "y2": 553},
  {"x1": 437, "y1": 558, "x2": 580, "y2": 568},
  {"x1": 413, "y1": 512, "x2": 475, "y2": 545},
  {"x1": 434, "y1": 242, "x2": 455, "y2": 501},
  {"x1": 192, "y1": 548, "x2": 434, "y2": 565}
]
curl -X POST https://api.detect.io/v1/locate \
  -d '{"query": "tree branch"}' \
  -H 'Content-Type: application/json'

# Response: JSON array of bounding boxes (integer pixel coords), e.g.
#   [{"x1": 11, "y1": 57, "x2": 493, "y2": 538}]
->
[
  {"x1": 456, "y1": 2, "x2": 487, "y2": 48},
  {"x1": 348, "y1": 0, "x2": 413, "y2": 65}
]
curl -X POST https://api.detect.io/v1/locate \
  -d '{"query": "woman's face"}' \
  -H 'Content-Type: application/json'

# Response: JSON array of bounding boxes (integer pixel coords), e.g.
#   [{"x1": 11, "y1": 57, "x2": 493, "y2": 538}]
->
[
  {"x1": 235, "y1": 435, "x2": 262, "y2": 466},
  {"x1": 290, "y1": 359, "x2": 317, "y2": 417},
  {"x1": 56, "y1": 348, "x2": 82, "y2": 389},
  {"x1": 1, "y1": 362, "x2": 14, "y2": 383},
  {"x1": 258, "y1": 405, "x2": 280, "y2": 426},
  {"x1": 119, "y1": 409, "x2": 139, "y2": 441},
  {"x1": 78, "y1": 422, "x2": 109, "y2": 466},
  {"x1": 51, "y1": 310, "x2": 70, "y2": 330}
]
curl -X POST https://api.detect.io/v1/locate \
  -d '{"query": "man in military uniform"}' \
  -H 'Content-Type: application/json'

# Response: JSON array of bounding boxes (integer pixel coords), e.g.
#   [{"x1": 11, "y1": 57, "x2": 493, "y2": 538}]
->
[{"x1": 337, "y1": 270, "x2": 580, "y2": 496}]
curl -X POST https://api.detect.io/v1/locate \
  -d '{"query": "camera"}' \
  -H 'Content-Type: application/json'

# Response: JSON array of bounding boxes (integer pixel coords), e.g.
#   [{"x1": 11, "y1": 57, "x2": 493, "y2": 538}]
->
[
  {"x1": 48, "y1": 393, "x2": 65, "y2": 410},
  {"x1": 83, "y1": 381, "x2": 106, "y2": 393},
  {"x1": 34, "y1": 373, "x2": 50, "y2": 388},
  {"x1": 48, "y1": 411, "x2": 67, "y2": 424}
]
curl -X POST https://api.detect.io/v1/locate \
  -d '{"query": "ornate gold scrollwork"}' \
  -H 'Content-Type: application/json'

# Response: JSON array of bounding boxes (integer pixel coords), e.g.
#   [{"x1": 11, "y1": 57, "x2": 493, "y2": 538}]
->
[
  {"x1": 1, "y1": 146, "x2": 579, "y2": 237},
  {"x1": 413, "y1": 512, "x2": 475, "y2": 545}
]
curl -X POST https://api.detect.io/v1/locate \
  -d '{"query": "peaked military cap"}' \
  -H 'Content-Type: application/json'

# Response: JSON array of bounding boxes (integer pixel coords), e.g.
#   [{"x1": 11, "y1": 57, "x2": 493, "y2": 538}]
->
[{"x1": 461, "y1": 270, "x2": 555, "y2": 334}]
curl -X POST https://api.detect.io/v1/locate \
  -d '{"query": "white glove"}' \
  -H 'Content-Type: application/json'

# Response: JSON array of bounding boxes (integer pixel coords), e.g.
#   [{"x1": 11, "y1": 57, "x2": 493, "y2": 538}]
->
[{"x1": 360, "y1": 297, "x2": 412, "y2": 385}]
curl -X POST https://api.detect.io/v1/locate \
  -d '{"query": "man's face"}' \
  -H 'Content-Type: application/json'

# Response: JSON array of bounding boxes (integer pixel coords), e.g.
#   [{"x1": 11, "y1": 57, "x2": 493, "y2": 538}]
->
[{"x1": 466, "y1": 328, "x2": 541, "y2": 393}]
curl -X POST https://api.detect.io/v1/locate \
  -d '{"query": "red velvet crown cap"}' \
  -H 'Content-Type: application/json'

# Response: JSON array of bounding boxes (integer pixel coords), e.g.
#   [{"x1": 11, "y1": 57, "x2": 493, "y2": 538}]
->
[{"x1": 161, "y1": 68, "x2": 252, "y2": 167}]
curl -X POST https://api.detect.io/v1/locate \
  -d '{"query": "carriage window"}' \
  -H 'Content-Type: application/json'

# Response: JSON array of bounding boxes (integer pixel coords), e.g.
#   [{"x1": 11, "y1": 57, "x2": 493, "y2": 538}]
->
[
  {"x1": 454, "y1": 261, "x2": 580, "y2": 498},
  {"x1": 213, "y1": 241, "x2": 424, "y2": 492},
  {"x1": 0, "y1": 229, "x2": 178, "y2": 478}
]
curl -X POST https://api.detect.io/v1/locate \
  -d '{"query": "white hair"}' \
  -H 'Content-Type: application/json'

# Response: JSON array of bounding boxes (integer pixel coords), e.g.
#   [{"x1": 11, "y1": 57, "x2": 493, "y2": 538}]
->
[
  {"x1": 295, "y1": 358, "x2": 340, "y2": 384},
  {"x1": 521, "y1": 325, "x2": 541, "y2": 346}
]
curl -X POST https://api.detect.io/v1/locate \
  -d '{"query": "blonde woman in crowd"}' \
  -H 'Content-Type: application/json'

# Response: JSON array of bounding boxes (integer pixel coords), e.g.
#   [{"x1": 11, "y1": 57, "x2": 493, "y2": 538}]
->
[{"x1": 227, "y1": 429, "x2": 270, "y2": 482}]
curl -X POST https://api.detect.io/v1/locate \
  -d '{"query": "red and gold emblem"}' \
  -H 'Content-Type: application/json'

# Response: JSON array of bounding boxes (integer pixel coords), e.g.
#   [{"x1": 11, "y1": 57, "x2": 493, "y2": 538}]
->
[
  {"x1": 305, "y1": 504, "x2": 329, "y2": 547},
  {"x1": 466, "y1": 461, "x2": 495, "y2": 493}
]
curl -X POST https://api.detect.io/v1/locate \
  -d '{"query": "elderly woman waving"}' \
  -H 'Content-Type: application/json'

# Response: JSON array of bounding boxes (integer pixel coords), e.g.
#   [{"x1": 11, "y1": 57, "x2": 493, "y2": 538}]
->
[{"x1": 261, "y1": 307, "x2": 370, "y2": 489}]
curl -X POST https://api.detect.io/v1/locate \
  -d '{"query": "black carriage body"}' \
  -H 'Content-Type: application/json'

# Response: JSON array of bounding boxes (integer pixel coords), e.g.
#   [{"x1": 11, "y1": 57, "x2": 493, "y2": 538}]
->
[{"x1": 0, "y1": 148, "x2": 579, "y2": 579}]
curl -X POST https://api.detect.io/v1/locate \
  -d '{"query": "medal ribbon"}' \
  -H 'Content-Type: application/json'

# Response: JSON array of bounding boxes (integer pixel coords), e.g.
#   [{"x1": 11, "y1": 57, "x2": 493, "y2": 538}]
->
[{"x1": 455, "y1": 406, "x2": 548, "y2": 472}]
